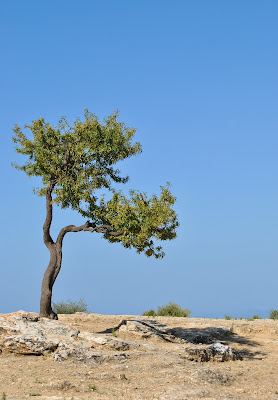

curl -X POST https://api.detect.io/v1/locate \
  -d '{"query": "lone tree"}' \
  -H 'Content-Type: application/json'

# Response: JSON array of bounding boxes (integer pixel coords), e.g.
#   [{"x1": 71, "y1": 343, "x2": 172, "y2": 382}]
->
[{"x1": 12, "y1": 110, "x2": 178, "y2": 319}]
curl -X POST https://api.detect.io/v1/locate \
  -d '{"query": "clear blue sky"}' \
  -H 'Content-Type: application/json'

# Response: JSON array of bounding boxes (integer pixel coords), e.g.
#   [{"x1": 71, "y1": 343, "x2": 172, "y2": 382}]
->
[{"x1": 1, "y1": 0, "x2": 277, "y2": 318}]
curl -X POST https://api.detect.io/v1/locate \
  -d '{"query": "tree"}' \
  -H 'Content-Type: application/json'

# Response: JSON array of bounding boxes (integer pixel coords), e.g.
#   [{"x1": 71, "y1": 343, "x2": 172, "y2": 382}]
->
[{"x1": 12, "y1": 110, "x2": 178, "y2": 319}]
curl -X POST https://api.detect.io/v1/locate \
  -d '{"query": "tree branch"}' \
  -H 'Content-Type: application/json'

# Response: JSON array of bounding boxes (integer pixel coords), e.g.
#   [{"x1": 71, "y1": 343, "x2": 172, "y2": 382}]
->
[{"x1": 56, "y1": 221, "x2": 124, "y2": 246}]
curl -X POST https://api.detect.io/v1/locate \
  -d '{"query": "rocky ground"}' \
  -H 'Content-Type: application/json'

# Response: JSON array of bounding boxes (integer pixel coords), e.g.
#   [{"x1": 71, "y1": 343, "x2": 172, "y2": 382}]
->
[{"x1": 0, "y1": 311, "x2": 278, "y2": 400}]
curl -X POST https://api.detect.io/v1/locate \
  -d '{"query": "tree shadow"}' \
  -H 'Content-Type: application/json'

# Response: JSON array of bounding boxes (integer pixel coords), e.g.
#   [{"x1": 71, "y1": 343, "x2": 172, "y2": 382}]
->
[{"x1": 97, "y1": 319, "x2": 266, "y2": 360}]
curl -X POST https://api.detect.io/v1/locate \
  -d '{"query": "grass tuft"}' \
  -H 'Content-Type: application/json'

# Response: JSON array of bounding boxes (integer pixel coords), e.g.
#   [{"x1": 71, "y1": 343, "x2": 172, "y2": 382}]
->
[{"x1": 52, "y1": 298, "x2": 88, "y2": 314}]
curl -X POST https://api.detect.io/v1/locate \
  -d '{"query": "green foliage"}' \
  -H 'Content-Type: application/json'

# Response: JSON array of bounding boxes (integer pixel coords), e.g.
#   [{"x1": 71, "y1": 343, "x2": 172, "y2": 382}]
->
[
  {"x1": 252, "y1": 314, "x2": 261, "y2": 319},
  {"x1": 2, "y1": 393, "x2": 6, "y2": 400},
  {"x1": 142, "y1": 309, "x2": 157, "y2": 317},
  {"x1": 225, "y1": 314, "x2": 231, "y2": 320},
  {"x1": 12, "y1": 110, "x2": 178, "y2": 258},
  {"x1": 269, "y1": 309, "x2": 278, "y2": 320},
  {"x1": 52, "y1": 298, "x2": 88, "y2": 314},
  {"x1": 156, "y1": 302, "x2": 191, "y2": 317},
  {"x1": 88, "y1": 384, "x2": 97, "y2": 391}
]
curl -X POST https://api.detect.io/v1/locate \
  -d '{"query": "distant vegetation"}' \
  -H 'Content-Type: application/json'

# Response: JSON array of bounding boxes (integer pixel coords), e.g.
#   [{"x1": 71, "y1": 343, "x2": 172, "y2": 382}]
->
[
  {"x1": 269, "y1": 309, "x2": 278, "y2": 320},
  {"x1": 142, "y1": 302, "x2": 191, "y2": 318},
  {"x1": 52, "y1": 299, "x2": 88, "y2": 314},
  {"x1": 142, "y1": 309, "x2": 157, "y2": 317}
]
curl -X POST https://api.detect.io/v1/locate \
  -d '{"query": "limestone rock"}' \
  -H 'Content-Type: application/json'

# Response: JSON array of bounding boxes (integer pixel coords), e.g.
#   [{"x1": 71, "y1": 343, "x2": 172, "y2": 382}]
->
[
  {"x1": 79, "y1": 331, "x2": 130, "y2": 350},
  {"x1": 50, "y1": 380, "x2": 75, "y2": 390},
  {"x1": 0, "y1": 311, "x2": 80, "y2": 356},
  {"x1": 3, "y1": 334, "x2": 59, "y2": 355},
  {"x1": 183, "y1": 342, "x2": 242, "y2": 362},
  {"x1": 209, "y1": 342, "x2": 243, "y2": 361},
  {"x1": 0, "y1": 311, "x2": 129, "y2": 363}
]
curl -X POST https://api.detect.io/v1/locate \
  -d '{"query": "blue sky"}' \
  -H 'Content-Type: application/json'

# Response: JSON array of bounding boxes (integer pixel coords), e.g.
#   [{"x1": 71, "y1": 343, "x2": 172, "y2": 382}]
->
[{"x1": 1, "y1": 0, "x2": 277, "y2": 318}]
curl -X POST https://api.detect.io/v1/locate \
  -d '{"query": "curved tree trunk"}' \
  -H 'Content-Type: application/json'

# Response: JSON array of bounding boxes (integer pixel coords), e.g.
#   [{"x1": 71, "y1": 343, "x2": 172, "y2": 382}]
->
[
  {"x1": 39, "y1": 182, "x2": 59, "y2": 319},
  {"x1": 40, "y1": 243, "x2": 62, "y2": 319},
  {"x1": 39, "y1": 181, "x2": 123, "y2": 319}
]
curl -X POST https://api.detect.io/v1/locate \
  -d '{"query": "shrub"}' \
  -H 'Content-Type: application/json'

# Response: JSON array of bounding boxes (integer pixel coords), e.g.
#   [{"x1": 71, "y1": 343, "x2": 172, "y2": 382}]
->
[
  {"x1": 156, "y1": 302, "x2": 191, "y2": 317},
  {"x1": 225, "y1": 314, "x2": 231, "y2": 320},
  {"x1": 269, "y1": 309, "x2": 278, "y2": 320},
  {"x1": 52, "y1": 298, "x2": 88, "y2": 314},
  {"x1": 252, "y1": 314, "x2": 261, "y2": 319},
  {"x1": 142, "y1": 309, "x2": 157, "y2": 317}
]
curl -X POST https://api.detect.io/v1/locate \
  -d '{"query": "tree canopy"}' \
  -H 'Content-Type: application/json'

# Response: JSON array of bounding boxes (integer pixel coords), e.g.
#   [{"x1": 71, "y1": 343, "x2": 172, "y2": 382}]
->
[{"x1": 12, "y1": 110, "x2": 178, "y2": 258}]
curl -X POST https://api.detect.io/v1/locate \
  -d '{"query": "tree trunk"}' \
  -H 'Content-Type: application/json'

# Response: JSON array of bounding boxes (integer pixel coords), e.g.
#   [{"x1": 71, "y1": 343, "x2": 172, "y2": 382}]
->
[
  {"x1": 39, "y1": 182, "x2": 60, "y2": 319},
  {"x1": 38, "y1": 181, "x2": 123, "y2": 319},
  {"x1": 40, "y1": 243, "x2": 62, "y2": 319}
]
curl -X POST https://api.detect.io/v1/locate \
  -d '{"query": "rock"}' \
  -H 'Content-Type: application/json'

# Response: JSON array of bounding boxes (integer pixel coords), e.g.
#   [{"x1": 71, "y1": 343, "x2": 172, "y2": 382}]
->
[
  {"x1": 79, "y1": 332, "x2": 108, "y2": 345},
  {"x1": 118, "y1": 373, "x2": 128, "y2": 380},
  {"x1": 183, "y1": 342, "x2": 242, "y2": 362},
  {"x1": 53, "y1": 340, "x2": 129, "y2": 364},
  {"x1": 51, "y1": 380, "x2": 75, "y2": 390},
  {"x1": 0, "y1": 311, "x2": 79, "y2": 340},
  {"x1": 3, "y1": 335, "x2": 59, "y2": 355},
  {"x1": 0, "y1": 311, "x2": 129, "y2": 363},
  {"x1": 79, "y1": 331, "x2": 130, "y2": 350},
  {"x1": 208, "y1": 342, "x2": 243, "y2": 361},
  {"x1": 0, "y1": 311, "x2": 79, "y2": 356},
  {"x1": 201, "y1": 369, "x2": 234, "y2": 385}
]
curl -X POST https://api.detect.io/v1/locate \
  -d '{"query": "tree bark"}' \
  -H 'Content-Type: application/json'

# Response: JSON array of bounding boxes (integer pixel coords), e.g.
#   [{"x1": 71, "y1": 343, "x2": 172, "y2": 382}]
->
[
  {"x1": 40, "y1": 182, "x2": 60, "y2": 319},
  {"x1": 40, "y1": 243, "x2": 61, "y2": 319}
]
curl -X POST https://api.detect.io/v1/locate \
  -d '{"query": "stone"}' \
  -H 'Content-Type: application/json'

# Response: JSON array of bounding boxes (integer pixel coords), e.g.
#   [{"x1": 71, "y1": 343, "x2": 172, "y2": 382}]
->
[
  {"x1": 79, "y1": 331, "x2": 130, "y2": 350},
  {"x1": 3, "y1": 335, "x2": 59, "y2": 355},
  {"x1": 118, "y1": 373, "x2": 128, "y2": 380},
  {"x1": 208, "y1": 342, "x2": 243, "y2": 361},
  {"x1": 51, "y1": 380, "x2": 75, "y2": 390},
  {"x1": 0, "y1": 311, "x2": 129, "y2": 363},
  {"x1": 183, "y1": 342, "x2": 242, "y2": 362}
]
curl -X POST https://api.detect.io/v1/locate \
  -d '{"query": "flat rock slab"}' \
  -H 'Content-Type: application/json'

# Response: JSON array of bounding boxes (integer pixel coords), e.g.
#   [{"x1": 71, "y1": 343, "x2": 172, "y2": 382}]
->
[
  {"x1": 79, "y1": 331, "x2": 130, "y2": 350},
  {"x1": 0, "y1": 311, "x2": 129, "y2": 363}
]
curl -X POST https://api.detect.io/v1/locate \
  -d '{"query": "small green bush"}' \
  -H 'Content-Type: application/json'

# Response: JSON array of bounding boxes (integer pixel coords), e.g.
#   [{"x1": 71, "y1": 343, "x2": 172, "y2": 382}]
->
[
  {"x1": 269, "y1": 309, "x2": 278, "y2": 320},
  {"x1": 142, "y1": 309, "x2": 157, "y2": 317},
  {"x1": 225, "y1": 314, "x2": 231, "y2": 320},
  {"x1": 252, "y1": 314, "x2": 261, "y2": 319},
  {"x1": 52, "y1": 298, "x2": 88, "y2": 314},
  {"x1": 156, "y1": 302, "x2": 191, "y2": 317}
]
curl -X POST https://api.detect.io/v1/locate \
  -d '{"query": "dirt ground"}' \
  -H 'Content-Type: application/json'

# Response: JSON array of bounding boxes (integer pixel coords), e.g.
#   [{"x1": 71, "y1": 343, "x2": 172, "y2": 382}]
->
[{"x1": 1, "y1": 313, "x2": 278, "y2": 400}]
